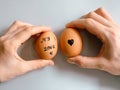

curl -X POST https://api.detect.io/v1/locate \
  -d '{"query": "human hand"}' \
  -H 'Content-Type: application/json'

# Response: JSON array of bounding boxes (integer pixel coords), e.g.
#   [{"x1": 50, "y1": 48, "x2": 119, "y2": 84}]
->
[
  {"x1": 0, "y1": 21, "x2": 54, "y2": 82},
  {"x1": 66, "y1": 7, "x2": 120, "y2": 75}
]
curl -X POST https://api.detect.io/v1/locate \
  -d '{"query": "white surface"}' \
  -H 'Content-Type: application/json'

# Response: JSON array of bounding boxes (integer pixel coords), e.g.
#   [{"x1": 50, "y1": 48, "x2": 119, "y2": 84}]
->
[{"x1": 0, "y1": 0, "x2": 120, "y2": 90}]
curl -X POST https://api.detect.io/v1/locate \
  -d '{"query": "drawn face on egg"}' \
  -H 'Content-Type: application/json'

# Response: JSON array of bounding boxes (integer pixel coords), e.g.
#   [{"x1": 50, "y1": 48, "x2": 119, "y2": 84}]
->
[
  {"x1": 40, "y1": 36, "x2": 55, "y2": 56},
  {"x1": 36, "y1": 31, "x2": 58, "y2": 60}
]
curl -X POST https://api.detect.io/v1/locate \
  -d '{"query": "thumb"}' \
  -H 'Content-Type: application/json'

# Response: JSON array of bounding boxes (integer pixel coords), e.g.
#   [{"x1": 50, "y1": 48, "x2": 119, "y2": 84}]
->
[
  {"x1": 67, "y1": 56, "x2": 105, "y2": 70},
  {"x1": 23, "y1": 59, "x2": 54, "y2": 72}
]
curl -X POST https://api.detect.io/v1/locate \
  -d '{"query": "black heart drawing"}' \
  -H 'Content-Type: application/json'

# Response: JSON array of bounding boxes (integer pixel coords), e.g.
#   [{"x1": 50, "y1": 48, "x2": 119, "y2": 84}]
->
[{"x1": 68, "y1": 39, "x2": 74, "y2": 46}]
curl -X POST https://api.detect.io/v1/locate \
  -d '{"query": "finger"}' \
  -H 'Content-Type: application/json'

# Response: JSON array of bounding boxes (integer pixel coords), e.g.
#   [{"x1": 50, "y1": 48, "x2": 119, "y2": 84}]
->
[
  {"x1": 66, "y1": 19, "x2": 106, "y2": 41},
  {"x1": 95, "y1": 7, "x2": 115, "y2": 22},
  {"x1": 4, "y1": 26, "x2": 28, "y2": 41},
  {"x1": 67, "y1": 56, "x2": 107, "y2": 70},
  {"x1": 82, "y1": 11, "x2": 111, "y2": 27},
  {"x1": 22, "y1": 60, "x2": 54, "y2": 72},
  {"x1": 26, "y1": 26, "x2": 51, "y2": 35},
  {"x1": 9, "y1": 20, "x2": 32, "y2": 30},
  {"x1": 13, "y1": 26, "x2": 51, "y2": 45},
  {"x1": 5, "y1": 20, "x2": 32, "y2": 34}
]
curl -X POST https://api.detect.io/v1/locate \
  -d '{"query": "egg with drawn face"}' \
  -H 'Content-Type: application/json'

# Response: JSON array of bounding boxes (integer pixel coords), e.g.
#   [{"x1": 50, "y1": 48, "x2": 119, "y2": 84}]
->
[
  {"x1": 35, "y1": 31, "x2": 58, "y2": 60},
  {"x1": 60, "y1": 28, "x2": 82, "y2": 57}
]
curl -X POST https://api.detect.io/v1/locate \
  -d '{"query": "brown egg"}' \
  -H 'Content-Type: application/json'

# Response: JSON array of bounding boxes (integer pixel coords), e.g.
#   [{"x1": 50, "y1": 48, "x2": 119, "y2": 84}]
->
[
  {"x1": 60, "y1": 28, "x2": 82, "y2": 57},
  {"x1": 35, "y1": 31, "x2": 58, "y2": 60}
]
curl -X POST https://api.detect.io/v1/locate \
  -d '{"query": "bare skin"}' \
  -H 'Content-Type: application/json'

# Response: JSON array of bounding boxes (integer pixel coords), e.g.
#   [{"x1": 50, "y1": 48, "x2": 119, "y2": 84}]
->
[
  {"x1": 0, "y1": 21, "x2": 54, "y2": 82},
  {"x1": 67, "y1": 7, "x2": 120, "y2": 75}
]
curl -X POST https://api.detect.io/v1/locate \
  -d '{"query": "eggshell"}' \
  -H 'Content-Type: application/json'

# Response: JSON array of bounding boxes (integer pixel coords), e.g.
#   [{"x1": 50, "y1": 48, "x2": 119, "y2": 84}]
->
[
  {"x1": 60, "y1": 28, "x2": 82, "y2": 57},
  {"x1": 35, "y1": 31, "x2": 58, "y2": 60}
]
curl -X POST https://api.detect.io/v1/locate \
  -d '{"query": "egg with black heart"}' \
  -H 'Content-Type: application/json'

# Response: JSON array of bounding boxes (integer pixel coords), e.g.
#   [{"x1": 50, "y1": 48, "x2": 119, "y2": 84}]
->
[{"x1": 60, "y1": 28, "x2": 82, "y2": 57}]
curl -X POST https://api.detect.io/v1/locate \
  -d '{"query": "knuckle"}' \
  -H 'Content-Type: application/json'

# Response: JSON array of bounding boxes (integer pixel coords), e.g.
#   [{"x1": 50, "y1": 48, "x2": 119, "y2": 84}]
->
[
  {"x1": 79, "y1": 61, "x2": 86, "y2": 68},
  {"x1": 0, "y1": 36, "x2": 19, "y2": 51},
  {"x1": 96, "y1": 61, "x2": 106, "y2": 70},
  {"x1": 109, "y1": 30, "x2": 116, "y2": 38},
  {"x1": 0, "y1": 36, "x2": 8, "y2": 46},
  {"x1": 25, "y1": 27, "x2": 32, "y2": 35},
  {"x1": 97, "y1": 63, "x2": 104, "y2": 70},
  {"x1": 87, "y1": 11, "x2": 94, "y2": 18},
  {"x1": 39, "y1": 64, "x2": 44, "y2": 68},
  {"x1": 99, "y1": 7, "x2": 105, "y2": 13},
  {"x1": 105, "y1": 28, "x2": 116, "y2": 41},
  {"x1": 109, "y1": 29, "x2": 116, "y2": 36},
  {"x1": 75, "y1": 60, "x2": 83, "y2": 67},
  {"x1": 0, "y1": 37, "x2": 11, "y2": 51},
  {"x1": 85, "y1": 18, "x2": 94, "y2": 25},
  {"x1": 75, "y1": 56, "x2": 86, "y2": 67},
  {"x1": 75, "y1": 59, "x2": 86, "y2": 68},
  {"x1": 13, "y1": 20, "x2": 21, "y2": 25}
]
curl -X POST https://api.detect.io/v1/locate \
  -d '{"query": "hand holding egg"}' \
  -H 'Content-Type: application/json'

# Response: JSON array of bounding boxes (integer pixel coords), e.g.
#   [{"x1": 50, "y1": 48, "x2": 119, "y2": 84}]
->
[
  {"x1": 0, "y1": 21, "x2": 54, "y2": 82},
  {"x1": 66, "y1": 7, "x2": 120, "y2": 75}
]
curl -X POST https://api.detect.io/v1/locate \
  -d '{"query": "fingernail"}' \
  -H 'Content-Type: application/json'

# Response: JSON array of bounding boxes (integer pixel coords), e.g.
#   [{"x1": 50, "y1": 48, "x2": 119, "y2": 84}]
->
[{"x1": 49, "y1": 61, "x2": 54, "y2": 66}]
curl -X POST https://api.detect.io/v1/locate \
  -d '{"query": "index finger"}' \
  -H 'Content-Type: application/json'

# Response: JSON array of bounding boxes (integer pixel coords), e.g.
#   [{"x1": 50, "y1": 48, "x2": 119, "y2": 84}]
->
[
  {"x1": 6, "y1": 21, "x2": 33, "y2": 34},
  {"x1": 66, "y1": 18, "x2": 107, "y2": 41},
  {"x1": 27, "y1": 26, "x2": 51, "y2": 35},
  {"x1": 14, "y1": 26, "x2": 51, "y2": 45}
]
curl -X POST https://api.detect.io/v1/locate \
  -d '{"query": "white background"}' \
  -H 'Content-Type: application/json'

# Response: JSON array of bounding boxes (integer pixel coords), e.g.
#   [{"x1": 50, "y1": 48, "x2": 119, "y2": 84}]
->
[{"x1": 0, "y1": 0, "x2": 120, "y2": 90}]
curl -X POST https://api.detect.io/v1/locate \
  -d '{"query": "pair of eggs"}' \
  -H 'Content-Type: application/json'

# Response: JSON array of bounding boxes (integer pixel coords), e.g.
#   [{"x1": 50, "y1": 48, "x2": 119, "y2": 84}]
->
[{"x1": 35, "y1": 28, "x2": 82, "y2": 60}]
